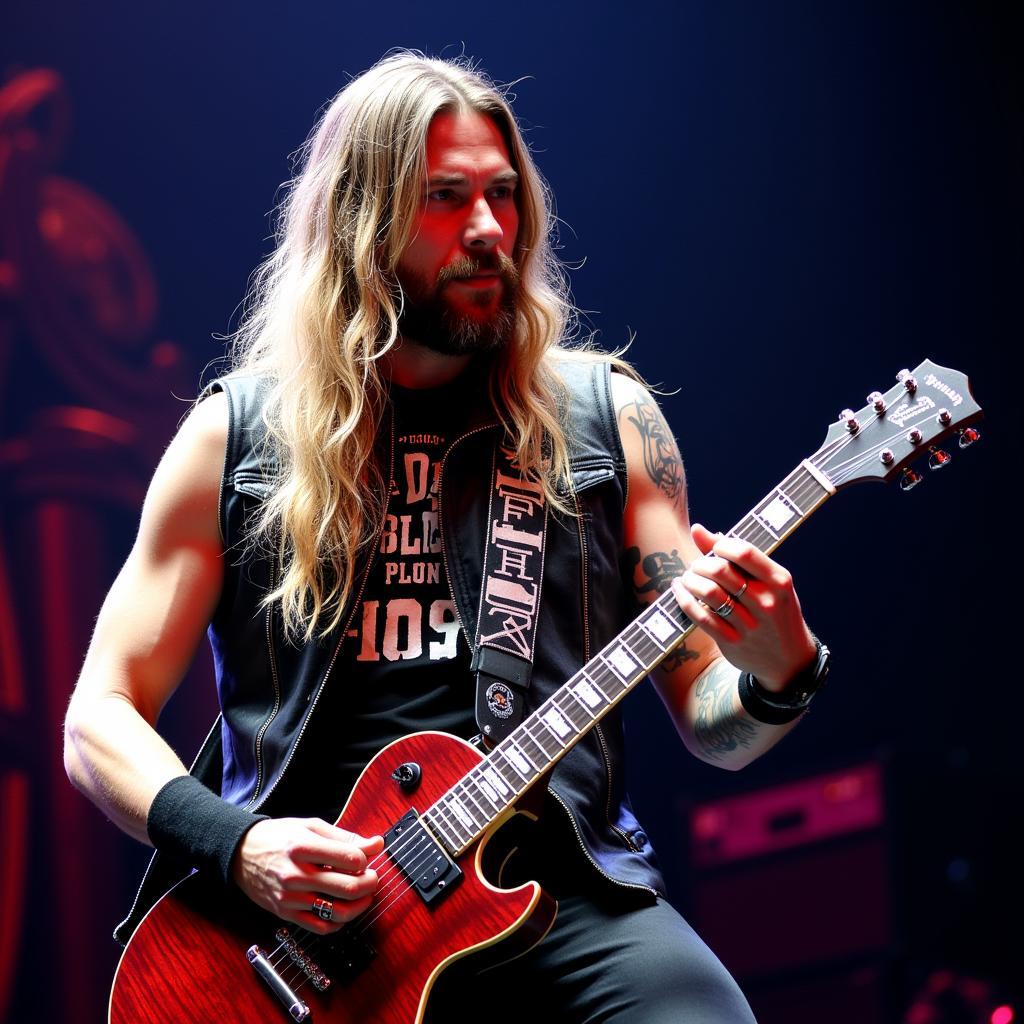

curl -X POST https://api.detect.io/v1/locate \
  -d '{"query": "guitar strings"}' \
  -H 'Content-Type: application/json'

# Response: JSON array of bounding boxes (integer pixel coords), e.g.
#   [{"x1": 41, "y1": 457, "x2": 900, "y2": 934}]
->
[{"x1": 273, "y1": 424, "x2": 872, "y2": 987}]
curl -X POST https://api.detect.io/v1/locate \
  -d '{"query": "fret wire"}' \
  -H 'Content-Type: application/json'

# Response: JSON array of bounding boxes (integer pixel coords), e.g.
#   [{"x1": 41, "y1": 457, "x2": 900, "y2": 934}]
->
[
  {"x1": 534, "y1": 711, "x2": 570, "y2": 750},
  {"x1": 495, "y1": 747, "x2": 530, "y2": 784},
  {"x1": 428, "y1": 461, "x2": 837, "y2": 855},
  {"x1": 505, "y1": 735, "x2": 541, "y2": 774},
  {"x1": 430, "y1": 798, "x2": 461, "y2": 840},
  {"x1": 636, "y1": 615, "x2": 668, "y2": 651},
  {"x1": 443, "y1": 791, "x2": 479, "y2": 837},
  {"x1": 478, "y1": 761, "x2": 517, "y2": 805},
  {"x1": 579, "y1": 666, "x2": 612, "y2": 703},
  {"x1": 597, "y1": 653, "x2": 638, "y2": 693},
  {"x1": 442, "y1": 790, "x2": 476, "y2": 836},
  {"x1": 567, "y1": 673, "x2": 609, "y2": 715},
  {"x1": 552, "y1": 688, "x2": 593, "y2": 729},
  {"x1": 470, "y1": 766, "x2": 508, "y2": 811},
  {"x1": 568, "y1": 682, "x2": 600, "y2": 718},
  {"x1": 594, "y1": 660, "x2": 628, "y2": 694},
  {"x1": 422, "y1": 809, "x2": 459, "y2": 852},
  {"x1": 450, "y1": 772, "x2": 489, "y2": 818},
  {"x1": 435, "y1": 799, "x2": 472, "y2": 845},
  {"x1": 455, "y1": 774, "x2": 497, "y2": 820},
  {"x1": 542, "y1": 698, "x2": 583, "y2": 742},
  {"x1": 519, "y1": 720, "x2": 556, "y2": 761}
]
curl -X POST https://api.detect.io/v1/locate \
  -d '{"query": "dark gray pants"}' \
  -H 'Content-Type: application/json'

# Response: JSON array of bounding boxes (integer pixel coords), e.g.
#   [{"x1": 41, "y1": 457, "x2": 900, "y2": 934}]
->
[{"x1": 424, "y1": 888, "x2": 758, "y2": 1023}]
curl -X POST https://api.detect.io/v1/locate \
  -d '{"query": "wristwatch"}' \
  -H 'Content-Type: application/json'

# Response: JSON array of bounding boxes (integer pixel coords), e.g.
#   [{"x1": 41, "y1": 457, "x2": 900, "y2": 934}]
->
[{"x1": 737, "y1": 634, "x2": 831, "y2": 725}]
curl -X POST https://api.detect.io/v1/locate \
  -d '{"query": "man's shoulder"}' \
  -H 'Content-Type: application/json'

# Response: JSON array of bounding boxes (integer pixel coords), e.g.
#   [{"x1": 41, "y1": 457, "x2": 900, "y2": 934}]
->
[
  {"x1": 201, "y1": 371, "x2": 278, "y2": 480},
  {"x1": 545, "y1": 350, "x2": 627, "y2": 468}
]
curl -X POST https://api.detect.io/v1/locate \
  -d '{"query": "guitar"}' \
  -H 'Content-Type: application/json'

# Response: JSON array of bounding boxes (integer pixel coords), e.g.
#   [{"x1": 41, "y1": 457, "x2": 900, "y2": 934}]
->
[{"x1": 109, "y1": 359, "x2": 982, "y2": 1024}]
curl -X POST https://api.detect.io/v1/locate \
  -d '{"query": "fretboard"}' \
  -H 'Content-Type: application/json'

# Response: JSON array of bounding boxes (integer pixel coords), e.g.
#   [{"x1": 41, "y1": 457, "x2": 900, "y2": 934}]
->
[{"x1": 421, "y1": 459, "x2": 834, "y2": 855}]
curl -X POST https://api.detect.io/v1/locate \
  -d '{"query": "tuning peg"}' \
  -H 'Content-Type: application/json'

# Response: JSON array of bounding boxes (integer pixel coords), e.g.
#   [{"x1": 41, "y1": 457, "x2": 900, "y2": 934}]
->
[
  {"x1": 928, "y1": 447, "x2": 952, "y2": 470},
  {"x1": 880, "y1": 449, "x2": 895, "y2": 466},
  {"x1": 937, "y1": 409, "x2": 952, "y2": 426},
  {"x1": 839, "y1": 408, "x2": 860, "y2": 433},
  {"x1": 897, "y1": 369, "x2": 918, "y2": 393},
  {"x1": 958, "y1": 427, "x2": 981, "y2": 448},
  {"x1": 907, "y1": 428, "x2": 923, "y2": 444},
  {"x1": 868, "y1": 391, "x2": 886, "y2": 414},
  {"x1": 900, "y1": 468, "x2": 923, "y2": 491}
]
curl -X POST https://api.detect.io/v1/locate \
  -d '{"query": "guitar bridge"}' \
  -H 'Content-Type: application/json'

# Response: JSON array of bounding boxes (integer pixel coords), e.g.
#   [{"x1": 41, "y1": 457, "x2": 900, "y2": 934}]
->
[
  {"x1": 384, "y1": 809, "x2": 463, "y2": 906},
  {"x1": 246, "y1": 942, "x2": 311, "y2": 1021}
]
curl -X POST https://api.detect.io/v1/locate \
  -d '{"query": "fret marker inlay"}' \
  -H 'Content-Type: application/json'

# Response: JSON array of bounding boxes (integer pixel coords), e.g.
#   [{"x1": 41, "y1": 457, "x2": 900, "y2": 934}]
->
[
  {"x1": 482, "y1": 767, "x2": 510, "y2": 796},
  {"x1": 646, "y1": 610, "x2": 676, "y2": 643},
  {"x1": 608, "y1": 644, "x2": 638, "y2": 679},
  {"x1": 573, "y1": 680, "x2": 602, "y2": 708},
  {"x1": 506, "y1": 744, "x2": 531, "y2": 775},
  {"x1": 449, "y1": 798, "x2": 474, "y2": 830},
  {"x1": 760, "y1": 495, "x2": 798, "y2": 533},
  {"x1": 542, "y1": 707, "x2": 572, "y2": 739}
]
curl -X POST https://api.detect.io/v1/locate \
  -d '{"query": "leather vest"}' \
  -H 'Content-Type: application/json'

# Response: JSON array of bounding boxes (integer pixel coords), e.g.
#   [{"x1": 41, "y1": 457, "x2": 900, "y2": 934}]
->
[{"x1": 115, "y1": 357, "x2": 665, "y2": 945}]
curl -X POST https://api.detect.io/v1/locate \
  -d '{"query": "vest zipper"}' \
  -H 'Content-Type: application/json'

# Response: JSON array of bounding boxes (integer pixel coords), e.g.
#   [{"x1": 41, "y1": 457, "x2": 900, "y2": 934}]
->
[
  {"x1": 542, "y1": 489, "x2": 655, "y2": 893},
  {"x1": 250, "y1": 411, "x2": 397, "y2": 814},
  {"x1": 244, "y1": 557, "x2": 282, "y2": 808},
  {"x1": 574, "y1": 488, "x2": 638, "y2": 851}
]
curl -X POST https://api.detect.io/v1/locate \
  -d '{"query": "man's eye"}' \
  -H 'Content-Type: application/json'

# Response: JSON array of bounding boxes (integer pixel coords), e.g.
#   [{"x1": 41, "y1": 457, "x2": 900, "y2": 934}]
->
[
  {"x1": 428, "y1": 189, "x2": 456, "y2": 201},
  {"x1": 490, "y1": 186, "x2": 514, "y2": 200}
]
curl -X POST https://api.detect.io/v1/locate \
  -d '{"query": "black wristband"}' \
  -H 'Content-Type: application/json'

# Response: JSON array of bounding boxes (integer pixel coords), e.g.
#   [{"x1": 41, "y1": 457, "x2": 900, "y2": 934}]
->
[
  {"x1": 737, "y1": 635, "x2": 830, "y2": 725},
  {"x1": 147, "y1": 775, "x2": 269, "y2": 883},
  {"x1": 737, "y1": 672, "x2": 809, "y2": 724}
]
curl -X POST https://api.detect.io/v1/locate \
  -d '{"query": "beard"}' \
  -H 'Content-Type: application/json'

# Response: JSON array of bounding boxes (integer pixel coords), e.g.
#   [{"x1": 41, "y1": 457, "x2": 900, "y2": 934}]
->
[{"x1": 397, "y1": 252, "x2": 519, "y2": 356}]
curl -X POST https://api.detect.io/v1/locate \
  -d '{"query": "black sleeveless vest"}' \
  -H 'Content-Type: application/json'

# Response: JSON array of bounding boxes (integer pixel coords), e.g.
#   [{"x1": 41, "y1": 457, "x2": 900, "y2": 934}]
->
[{"x1": 115, "y1": 358, "x2": 665, "y2": 944}]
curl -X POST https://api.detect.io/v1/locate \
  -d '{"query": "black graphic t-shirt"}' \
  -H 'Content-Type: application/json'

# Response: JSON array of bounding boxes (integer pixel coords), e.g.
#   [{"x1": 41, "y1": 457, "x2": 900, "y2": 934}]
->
[{"x1": 300, "y1": 373, "x2": 481, "y2": 820}]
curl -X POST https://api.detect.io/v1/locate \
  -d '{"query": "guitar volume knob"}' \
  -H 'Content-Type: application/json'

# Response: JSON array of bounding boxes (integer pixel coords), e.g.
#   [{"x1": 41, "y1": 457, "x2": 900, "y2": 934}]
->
[{"x1": 391, "y1": 762, "x2": 422, "y2": 792}]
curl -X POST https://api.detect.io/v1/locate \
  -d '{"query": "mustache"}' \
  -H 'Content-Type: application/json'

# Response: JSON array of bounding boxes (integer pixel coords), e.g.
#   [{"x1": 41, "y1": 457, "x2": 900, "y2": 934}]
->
[{"x1": 436, "y1": 252, "x2": 519, "y2": 287}]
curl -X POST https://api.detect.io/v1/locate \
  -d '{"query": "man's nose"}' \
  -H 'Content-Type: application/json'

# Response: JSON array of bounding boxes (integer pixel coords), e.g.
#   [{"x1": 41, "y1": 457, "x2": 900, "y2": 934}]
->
[{"x1": 464, "y1": 196, "x2": 502, "y2": 249}]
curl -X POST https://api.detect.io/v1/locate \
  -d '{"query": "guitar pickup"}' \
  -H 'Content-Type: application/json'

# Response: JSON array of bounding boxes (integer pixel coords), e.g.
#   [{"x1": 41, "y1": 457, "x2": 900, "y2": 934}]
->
[{"x1": 384, "y1": 809, "x2": 462, "y2": 906}]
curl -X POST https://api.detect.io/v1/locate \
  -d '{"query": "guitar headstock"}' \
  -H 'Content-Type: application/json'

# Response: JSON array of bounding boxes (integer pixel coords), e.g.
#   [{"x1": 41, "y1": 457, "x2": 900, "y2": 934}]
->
[{"x1": 812, "y1": 360, "x2": 983, "y2": 491}]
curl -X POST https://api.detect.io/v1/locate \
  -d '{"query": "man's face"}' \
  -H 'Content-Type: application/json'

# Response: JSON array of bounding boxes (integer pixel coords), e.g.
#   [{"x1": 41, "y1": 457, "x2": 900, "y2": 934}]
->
[{"x1": 395, "y1": 109, "x2": 521, "y2": 356}]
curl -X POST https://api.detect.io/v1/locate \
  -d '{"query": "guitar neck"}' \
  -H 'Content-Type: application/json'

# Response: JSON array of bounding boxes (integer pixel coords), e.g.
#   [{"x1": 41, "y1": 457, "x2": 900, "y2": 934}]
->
[{"x1": 421, "y1": 459, "x2": 835, "y2": 855}]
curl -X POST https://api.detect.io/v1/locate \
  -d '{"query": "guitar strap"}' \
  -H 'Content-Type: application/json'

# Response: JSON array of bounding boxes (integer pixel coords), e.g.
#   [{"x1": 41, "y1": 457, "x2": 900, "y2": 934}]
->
[{"x1": 470, "y1": 436, "x2": 550, "y2": 742}]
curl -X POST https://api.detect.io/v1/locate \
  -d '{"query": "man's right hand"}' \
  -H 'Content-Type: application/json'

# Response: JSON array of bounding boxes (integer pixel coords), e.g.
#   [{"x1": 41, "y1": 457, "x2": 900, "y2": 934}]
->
[{"x1": 231, "y1": 817, "x2": 385, "y2": 934}]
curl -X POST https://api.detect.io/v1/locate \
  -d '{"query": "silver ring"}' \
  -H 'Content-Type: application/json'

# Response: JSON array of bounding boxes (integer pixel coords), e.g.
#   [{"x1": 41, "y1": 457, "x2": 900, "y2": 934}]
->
[
  {"x1": 714, "y1": 597, "x2": 735, "y2": 618},
  {"x1": 312, "y1": 897, "x2": 334, "y2": 922},
  {"x1": 734, "y1": 581, "x2": 748, "y2": 600}
]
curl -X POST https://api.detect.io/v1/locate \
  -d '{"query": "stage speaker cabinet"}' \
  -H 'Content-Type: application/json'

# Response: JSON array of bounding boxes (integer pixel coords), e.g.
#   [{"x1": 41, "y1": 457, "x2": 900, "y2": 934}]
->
[{"x1": 687, "y1": 760, "x2": 894, "y2": 1023}]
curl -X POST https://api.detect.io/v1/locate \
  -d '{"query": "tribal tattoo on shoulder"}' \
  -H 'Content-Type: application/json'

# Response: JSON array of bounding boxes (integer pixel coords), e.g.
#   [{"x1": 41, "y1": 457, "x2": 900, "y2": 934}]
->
[
  {"x1": 622, "y1": 545, "x2": 698, "y2": 670},
  {"x1": 621, "y1": 392, "x2": 686, "y2": 514}
]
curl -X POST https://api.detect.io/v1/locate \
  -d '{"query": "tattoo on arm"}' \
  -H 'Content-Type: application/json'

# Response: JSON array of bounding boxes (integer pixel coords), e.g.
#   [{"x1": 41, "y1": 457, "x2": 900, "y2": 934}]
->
[
  {"x1": 623, "y1": 545, "x2": 698, "y2": 669},
  {"x1": 693, "y1": 661, "x2": 758, "y2": 762},
  {"x1": 622, "y1": 393, "x2": 685, "y2": 514}
]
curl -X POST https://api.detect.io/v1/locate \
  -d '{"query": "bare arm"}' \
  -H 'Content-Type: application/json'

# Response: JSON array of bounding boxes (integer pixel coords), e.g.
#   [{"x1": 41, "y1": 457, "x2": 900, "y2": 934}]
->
[
  {"x1": 63, "y1": 392, "x2": 382, "y2": 932},
  {"x1": 613, "y1": 371, "x2": 817, "y2": 770},
  {"x1": 63, "y1": 393, "x2": 228, "y2": 840}
]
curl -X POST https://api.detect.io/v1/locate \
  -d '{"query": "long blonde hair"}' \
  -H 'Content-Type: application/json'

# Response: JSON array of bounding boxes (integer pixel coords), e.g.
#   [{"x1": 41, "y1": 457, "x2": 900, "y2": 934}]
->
[{"x1": 227, "y1": 51, "x2": 624, "y2": 641}]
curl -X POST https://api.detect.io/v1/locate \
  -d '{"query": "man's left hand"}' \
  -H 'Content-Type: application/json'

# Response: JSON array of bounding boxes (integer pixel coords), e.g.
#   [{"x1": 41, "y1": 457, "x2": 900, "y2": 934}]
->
[{"x1": 670, "y1": 523, "x2": 817, "y2": 692}]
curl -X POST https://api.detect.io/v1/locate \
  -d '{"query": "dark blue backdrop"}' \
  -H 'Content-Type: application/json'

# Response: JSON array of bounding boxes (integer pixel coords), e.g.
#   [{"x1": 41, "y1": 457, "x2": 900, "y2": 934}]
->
[{"x1": 3, "y1": 0, "x2": 1019, "y2": 1018}]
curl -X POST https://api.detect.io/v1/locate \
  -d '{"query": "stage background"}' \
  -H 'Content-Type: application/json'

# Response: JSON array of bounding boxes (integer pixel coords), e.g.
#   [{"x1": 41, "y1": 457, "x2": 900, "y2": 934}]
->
[{"x1": 1, "y1": 2, "x2": 1019, "y2": 1021}]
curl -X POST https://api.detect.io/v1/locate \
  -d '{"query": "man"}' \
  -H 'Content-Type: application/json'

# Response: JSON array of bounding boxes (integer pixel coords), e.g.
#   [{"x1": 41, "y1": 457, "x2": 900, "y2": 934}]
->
[{"x1": 65, "y1": 52, "x2": 827, "y2": 1022}]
